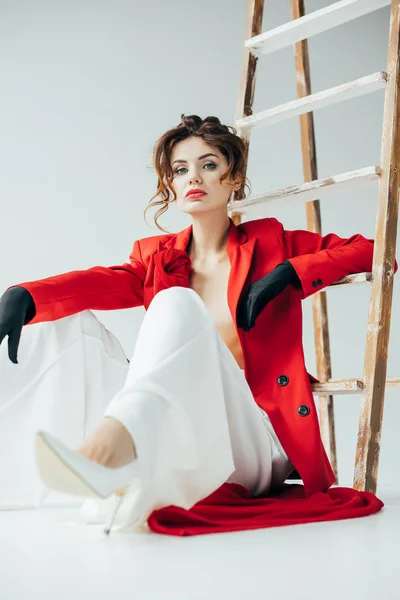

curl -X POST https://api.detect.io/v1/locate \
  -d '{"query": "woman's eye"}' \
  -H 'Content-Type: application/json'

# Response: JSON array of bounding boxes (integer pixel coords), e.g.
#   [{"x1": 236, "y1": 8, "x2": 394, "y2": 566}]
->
[{"x1": 175, "y1": 162, "x2": 216, "y2": 175}]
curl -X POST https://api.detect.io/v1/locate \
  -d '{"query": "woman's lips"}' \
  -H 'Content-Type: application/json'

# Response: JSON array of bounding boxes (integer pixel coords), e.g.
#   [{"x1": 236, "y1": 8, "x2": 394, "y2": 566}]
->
[{"x1": 187, "y1": 192, "x2": 207, "y2": 199}]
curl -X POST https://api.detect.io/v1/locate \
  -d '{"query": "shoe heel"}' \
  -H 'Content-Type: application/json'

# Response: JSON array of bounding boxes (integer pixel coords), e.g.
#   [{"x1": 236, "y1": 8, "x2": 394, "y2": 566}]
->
[{"x1": 104, "y1": 487, "x2": 128, "y2": 535}]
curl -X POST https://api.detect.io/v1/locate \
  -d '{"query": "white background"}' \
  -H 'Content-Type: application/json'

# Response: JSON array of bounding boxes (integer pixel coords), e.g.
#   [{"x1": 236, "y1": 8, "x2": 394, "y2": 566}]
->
[{"x1": 0, "y1": 0, "x2": 398, "y2": 488}]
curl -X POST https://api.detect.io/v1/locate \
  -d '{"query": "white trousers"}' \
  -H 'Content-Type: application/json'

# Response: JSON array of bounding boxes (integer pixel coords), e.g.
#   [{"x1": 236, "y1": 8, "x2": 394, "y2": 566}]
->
[{"x1": 0, "y1": 287, "x2": 294, "y2": 532}]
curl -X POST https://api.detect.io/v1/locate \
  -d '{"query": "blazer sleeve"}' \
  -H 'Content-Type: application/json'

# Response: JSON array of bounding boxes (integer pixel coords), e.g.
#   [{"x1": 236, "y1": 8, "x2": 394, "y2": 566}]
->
[
  {"x1": 269, "y1": 217, "x2": 398, "y2": 300},
  {"x1": 7, "y1": 239, "x2": 147, "y2": 325}
]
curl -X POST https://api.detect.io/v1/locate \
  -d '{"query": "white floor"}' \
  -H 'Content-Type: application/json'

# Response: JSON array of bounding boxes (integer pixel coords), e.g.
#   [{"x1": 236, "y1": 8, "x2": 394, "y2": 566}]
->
[{"x1": 0, "y1": 487, "x2": 398, "y2": 600}]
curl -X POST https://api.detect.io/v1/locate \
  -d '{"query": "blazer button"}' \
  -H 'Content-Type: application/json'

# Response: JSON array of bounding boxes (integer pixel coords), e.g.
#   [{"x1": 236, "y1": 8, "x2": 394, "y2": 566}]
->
[
  {"x1": 311, "y1": 281, "x2": 317, "y2": 287},
  {"x1": 298, "y1": 404, "x2": 310, "y2": 416},
  {"x1": 277, "y1": 375, "x2": 289, "y2": 386},
  {"x1": 317, "y1": 279, "x2": 323, "y2": 285}
]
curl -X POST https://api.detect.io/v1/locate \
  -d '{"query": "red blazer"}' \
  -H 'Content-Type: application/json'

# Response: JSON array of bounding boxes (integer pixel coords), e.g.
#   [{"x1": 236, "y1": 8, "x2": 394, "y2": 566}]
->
[{"x1": 15, "y1": 216, "x2": 398, "y2": 498}]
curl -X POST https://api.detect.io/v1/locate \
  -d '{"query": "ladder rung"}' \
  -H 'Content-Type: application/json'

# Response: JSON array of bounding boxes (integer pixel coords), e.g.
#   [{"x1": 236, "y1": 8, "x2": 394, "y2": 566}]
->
[
  {"x1": 235, "y1": 72, "x2": 387, "y2": 131},
  {"x1": 245, "y1": 0, "x2": 390, "y2": 58},
  {"x1": 311, "y1": 378, "x2": 400, "y2": 395},
  {"x1": 228, "y1": 166, "x2": 380, "y2": 214},
  {"x1": 328, "y1": 272, "x2": 372, "y2": 287}
]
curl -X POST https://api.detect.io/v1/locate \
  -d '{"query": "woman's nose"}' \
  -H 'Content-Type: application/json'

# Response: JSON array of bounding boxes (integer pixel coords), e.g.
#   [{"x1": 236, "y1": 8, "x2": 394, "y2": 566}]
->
[{"x1": 188, "y1": 171, "x2": 202, "y2": 184}]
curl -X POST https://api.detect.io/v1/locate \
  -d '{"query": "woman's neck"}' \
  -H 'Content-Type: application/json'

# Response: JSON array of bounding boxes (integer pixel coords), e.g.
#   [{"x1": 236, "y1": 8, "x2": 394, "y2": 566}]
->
[{"x1": 187, "y1": 215, "x2": 231, "y2": 262}]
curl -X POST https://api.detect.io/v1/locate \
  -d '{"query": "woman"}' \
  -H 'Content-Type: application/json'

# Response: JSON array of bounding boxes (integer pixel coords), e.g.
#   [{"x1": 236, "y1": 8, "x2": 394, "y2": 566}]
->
[{"x1": 0, "y1": 115, "x2": 389, "y2": 535}]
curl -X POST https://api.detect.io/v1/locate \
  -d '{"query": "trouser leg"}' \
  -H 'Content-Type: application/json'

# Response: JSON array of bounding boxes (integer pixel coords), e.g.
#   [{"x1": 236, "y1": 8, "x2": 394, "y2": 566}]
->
[
  {"x1": 0, "y1": 310, "x2": 129, "y2": 508},
  {"x1": 97, "y1": 287, "x2": 277, "y2": 531}
]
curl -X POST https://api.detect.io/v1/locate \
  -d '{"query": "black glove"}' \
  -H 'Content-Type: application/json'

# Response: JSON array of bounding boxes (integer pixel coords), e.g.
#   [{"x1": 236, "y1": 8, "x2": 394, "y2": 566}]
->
[
  {"x1": 237, "y1": 261, "x2": 300, "y2": 332},
  {"x1": 0, "y1": 287, "x2": 36, "y2": 364}
]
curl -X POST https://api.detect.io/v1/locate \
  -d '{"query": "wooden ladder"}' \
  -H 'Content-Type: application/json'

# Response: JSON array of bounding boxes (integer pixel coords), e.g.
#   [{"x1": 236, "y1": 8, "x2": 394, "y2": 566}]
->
[{"x1": 229, "y1": 0, "x2": 400, "y2": 494}]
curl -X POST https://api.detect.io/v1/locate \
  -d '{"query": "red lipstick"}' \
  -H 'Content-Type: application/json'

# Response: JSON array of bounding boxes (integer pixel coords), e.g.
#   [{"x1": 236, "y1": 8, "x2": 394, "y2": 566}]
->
[{"x1": 186, "y1": 188, "x2": 207, "y2": 198}]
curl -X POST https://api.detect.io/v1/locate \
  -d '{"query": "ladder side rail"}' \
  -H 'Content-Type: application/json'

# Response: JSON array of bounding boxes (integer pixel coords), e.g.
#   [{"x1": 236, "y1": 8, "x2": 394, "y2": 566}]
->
[
  {"x1": 354, "y1": 0, "x2": 400, "y2": 494},
  {"x1": 290, "y1": 0, "x2": 338, "y2": 482},
  {"x1": 232, "y1": 0, "x2": 265, "y2": 227}
]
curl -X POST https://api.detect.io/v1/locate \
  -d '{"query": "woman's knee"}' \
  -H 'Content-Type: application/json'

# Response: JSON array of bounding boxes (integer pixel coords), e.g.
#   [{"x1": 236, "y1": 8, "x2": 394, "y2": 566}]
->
[
  {"x1": 78, "y1": 311, "x2": 127, "y2": 362},
  {"x1": 26, "y1": 310, "x2": 127, "y2": 363},
  {"x1": 23, "y1": 310, "x2": 108, "y2": 346},
  {"x1": 144, "y1": 287, "x2": 213, "y2": 340},
  {"x1": 151, "y1": 287, "x2": 210, "y2": 323},
  {"x1": 23, "y1": 310, "x2": 91, "y2": 340}
]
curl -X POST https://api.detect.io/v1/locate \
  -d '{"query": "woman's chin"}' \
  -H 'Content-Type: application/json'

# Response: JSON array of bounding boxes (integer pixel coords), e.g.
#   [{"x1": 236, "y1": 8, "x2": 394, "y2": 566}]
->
[
  {"x1": 177, "y1": 199, "x2": 226, "y2": 217},
  {"x1": 182, "y1": 203, "x2": 209, "y2": 214}
]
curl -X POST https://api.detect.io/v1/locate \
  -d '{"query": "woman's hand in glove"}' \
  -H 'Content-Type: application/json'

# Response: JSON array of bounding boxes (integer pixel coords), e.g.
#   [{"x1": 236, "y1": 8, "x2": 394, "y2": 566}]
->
[
  {"x1": 0, "y1": 287, "x2": 36, "y2": 364},
  {"x1": 237, "y1": 261, "x2": 300, "y2": 332}
]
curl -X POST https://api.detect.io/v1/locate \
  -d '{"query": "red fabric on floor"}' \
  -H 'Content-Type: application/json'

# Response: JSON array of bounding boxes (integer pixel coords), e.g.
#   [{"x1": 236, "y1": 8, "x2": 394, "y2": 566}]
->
[{"x1": 147, "y1": 482, "x2": 384, "y2": 536}]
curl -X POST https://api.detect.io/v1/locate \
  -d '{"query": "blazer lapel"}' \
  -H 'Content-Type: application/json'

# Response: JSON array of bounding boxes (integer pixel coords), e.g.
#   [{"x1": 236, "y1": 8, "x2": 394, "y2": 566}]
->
[
  {"x1": 226, "y1": 220, "x2": 257, "y2": 324},
  {"x1": 164, "y1": 218, "x2": 257, "y2": 325}
]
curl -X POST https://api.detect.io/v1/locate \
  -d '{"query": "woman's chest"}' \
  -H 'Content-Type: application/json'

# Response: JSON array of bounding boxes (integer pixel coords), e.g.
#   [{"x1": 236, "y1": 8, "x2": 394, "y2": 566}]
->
[{"x1": 188, "y1": 257, "x2": 244, "y2": 368}]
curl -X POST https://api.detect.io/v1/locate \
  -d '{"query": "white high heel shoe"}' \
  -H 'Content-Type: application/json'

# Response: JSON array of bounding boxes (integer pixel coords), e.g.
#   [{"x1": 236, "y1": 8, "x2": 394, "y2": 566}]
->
[{"x1": 35, "y1": 430, "x2": 139, "y2": 535}]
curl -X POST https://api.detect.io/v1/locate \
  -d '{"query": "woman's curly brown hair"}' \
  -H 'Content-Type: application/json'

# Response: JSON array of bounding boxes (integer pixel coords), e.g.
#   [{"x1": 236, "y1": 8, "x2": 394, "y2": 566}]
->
[{"x1": 144, "y1": 114, "x2": 251, "y2": 233}]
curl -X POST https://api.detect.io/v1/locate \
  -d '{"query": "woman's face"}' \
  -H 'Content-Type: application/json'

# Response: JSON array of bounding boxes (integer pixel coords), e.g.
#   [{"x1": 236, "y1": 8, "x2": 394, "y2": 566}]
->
[{"x1": 169, "y1": 136, "x2": 238, "y2": 216}]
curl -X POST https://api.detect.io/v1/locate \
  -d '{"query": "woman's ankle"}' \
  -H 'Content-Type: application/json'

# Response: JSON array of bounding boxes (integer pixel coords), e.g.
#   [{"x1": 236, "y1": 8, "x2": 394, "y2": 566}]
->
[{"x1": 77, "y1": 417, "x2": 137, "y2": 467}]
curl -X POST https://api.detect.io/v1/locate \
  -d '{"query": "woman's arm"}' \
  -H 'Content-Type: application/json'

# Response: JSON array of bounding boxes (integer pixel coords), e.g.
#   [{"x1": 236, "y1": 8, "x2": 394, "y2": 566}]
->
[
  {"x1": 269, "y1": 217, "x2": 398, "y2": 300},
  {"x1": 6, "y1": 239, "x2": 147, "y2": 325}
]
